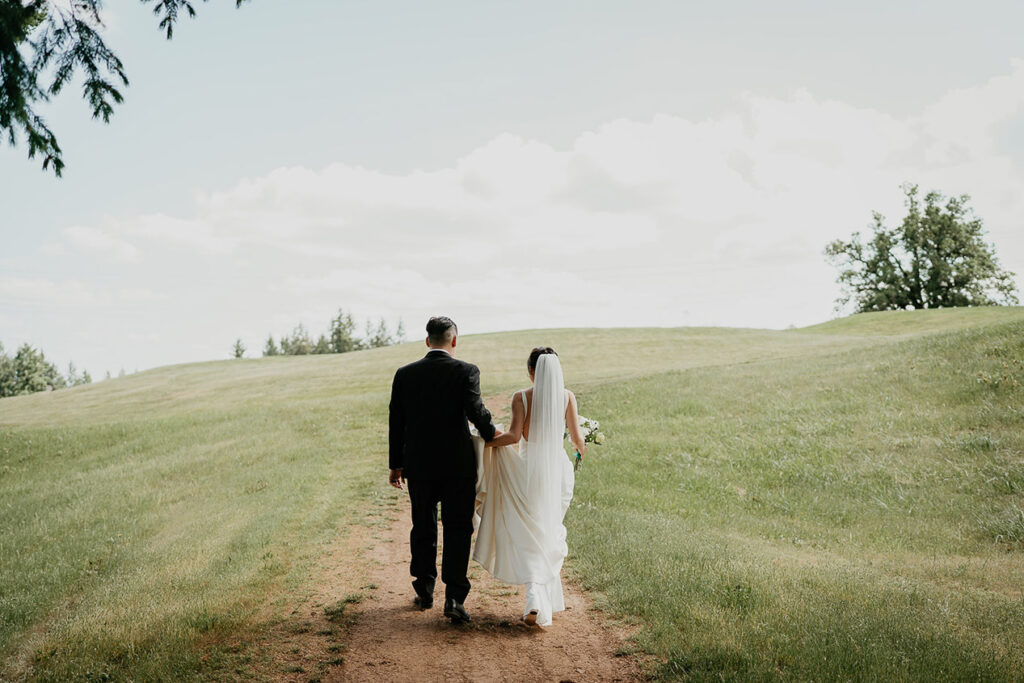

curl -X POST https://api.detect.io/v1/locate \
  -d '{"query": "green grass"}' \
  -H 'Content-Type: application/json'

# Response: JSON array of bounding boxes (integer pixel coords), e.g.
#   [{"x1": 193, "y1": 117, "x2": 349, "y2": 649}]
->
[
  {"x1": 795, "y1": 304, "x2": 1024, "y2": 336},
  {"x1": 2, "y1": 307, "x2": 1023, "y2": 680},
  {"x1": 571, "y1": 315, "x2": 1024, "y2": 680}
]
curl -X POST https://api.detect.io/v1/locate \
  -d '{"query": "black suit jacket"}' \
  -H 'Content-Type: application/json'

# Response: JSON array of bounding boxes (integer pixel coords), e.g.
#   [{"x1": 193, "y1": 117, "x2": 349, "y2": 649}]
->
[{"x1": 389, "y1": 350, "x2": 496, "y2": 481}]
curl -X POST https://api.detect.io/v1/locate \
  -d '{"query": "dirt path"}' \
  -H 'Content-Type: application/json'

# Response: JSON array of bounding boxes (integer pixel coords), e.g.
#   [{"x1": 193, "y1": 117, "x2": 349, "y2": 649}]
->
[
  {"x1": 358, "y1": 495, "x2": 642, "y2": 681},
  {"x1": 251, "y1": 392, "x2": 642, "y2": 682},
  {"x1": 254, "y1": 482, "x2": 643, "y2": 678},
  {"x1": 253, "y1": 490, "x2": 642, "y2": 682}
]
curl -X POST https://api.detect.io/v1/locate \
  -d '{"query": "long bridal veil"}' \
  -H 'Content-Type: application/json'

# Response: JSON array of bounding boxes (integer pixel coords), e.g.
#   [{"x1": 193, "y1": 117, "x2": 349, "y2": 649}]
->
[
  {"x1": 473, "y1": 353, "x2": 575, "y2": 626},
  {"x1": 527, "y1": 354, "x2": 574, "y2": 538}
]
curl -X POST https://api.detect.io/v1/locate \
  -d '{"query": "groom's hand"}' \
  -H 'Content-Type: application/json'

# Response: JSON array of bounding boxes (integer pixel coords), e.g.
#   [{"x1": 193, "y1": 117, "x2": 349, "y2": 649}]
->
[
  {"x1": 389, "y1": 468, "x2": 405, "y2": 490},
  {"x1": 485, "y1": 429, "x2": 503, "y2": 448}
]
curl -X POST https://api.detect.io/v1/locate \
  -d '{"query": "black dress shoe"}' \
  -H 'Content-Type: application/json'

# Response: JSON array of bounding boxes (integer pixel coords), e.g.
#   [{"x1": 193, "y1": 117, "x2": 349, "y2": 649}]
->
[
  {"x1": 443, "y1": 598, "x2": 472, "y2": 623},
  {"x1": 413, "y1": 591, "x2": 433, "y2": 610}
]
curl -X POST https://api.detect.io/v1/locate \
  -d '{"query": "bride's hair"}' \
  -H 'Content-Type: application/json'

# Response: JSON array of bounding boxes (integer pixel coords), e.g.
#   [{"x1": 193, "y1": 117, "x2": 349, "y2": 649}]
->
[{"x1": 527, "y1": 346, "x2": 557, "y2": 371}]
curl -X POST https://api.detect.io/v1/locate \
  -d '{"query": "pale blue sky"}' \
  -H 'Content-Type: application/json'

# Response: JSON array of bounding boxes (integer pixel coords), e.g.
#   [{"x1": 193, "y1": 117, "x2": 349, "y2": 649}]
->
[{"x1": 2, "y1": 1, "x2": 1023, "y2": 376}]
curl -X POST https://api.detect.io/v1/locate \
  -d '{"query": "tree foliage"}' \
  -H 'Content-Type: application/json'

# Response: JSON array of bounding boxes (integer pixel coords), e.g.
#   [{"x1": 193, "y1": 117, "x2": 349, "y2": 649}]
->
[
  {"x1": 232, "y1": 338, "x2": 245, "y2": 359},
  {"x1": 259, "y1": 309, "x2": 403, "y2": 357},
  {"x1": 279, "y1": 324, "x2": 313, "y2": 356},
  {"x1": 0, "y1": 341, "x2": 89, "y2": 397},
  {"x1": 0, "y1": 342, "x2": 13, "y2": 397},
  {"x1": 329, "y1": 309, "x2": 361, "y2": 353},
  {"x1": 825, "y1": 184, "x2": 1019, "y2": 313},
  {"x1": 262, "y1": 334, "x2": 279, "y2": 357},
  {"x1": 1, "y1": 0, "x2": 248, "y2": 176},
  {"x1": 366, "y1": 317, "x2": 392, "y2": 348},
  {"x1": 66, "y1": 361, "x2": 92, "y2": 386}
]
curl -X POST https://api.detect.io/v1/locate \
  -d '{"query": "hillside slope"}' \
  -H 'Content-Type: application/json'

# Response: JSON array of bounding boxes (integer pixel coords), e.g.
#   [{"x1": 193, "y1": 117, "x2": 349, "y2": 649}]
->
[{"x1": 2, "y1": 307, "x2": 1022, "y2": 680}]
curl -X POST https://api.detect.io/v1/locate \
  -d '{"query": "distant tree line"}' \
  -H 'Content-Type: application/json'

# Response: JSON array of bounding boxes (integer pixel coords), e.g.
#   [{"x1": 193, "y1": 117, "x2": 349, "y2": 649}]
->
[
  {"x1": 0, "y1": 341, "x2": 91, "y2": 398},
  {"x1": 232, "y1": 309, "x2": 406, "y2": 359}
]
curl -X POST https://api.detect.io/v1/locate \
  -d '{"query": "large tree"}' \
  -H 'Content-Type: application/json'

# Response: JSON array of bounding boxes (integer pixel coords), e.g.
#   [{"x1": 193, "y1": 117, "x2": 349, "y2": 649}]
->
[
  {"x1": 825, "y1": 184, "x2": 1019, "y2": 313},
  {"x1": 1, "y1": 0, "x2": 248, "y2": 176}
]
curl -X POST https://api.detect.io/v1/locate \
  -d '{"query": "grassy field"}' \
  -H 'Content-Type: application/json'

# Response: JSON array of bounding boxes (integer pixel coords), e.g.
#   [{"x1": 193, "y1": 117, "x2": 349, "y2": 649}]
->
[{"x1": 2, "y1": 307, "x2": 1023, "y2": 680}]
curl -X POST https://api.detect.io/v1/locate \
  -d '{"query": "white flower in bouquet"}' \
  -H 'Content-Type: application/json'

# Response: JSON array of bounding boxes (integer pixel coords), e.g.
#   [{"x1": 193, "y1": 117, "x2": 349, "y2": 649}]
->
[{"x1": 570, "y1": 415, "x2": 605, "y2": 470}]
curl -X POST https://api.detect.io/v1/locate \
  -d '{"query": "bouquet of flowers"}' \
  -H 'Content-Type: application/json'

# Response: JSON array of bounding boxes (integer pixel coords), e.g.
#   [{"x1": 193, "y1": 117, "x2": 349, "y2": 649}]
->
[{"x1": 569, "y1": 415, "x2": 605, "y2": 471}]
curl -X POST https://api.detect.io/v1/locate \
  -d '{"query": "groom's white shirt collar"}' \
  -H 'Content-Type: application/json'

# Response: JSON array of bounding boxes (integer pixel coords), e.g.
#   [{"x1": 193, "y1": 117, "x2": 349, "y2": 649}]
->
[{"x1": 427, "y1": 348, "x2": 451, "y2": 355}]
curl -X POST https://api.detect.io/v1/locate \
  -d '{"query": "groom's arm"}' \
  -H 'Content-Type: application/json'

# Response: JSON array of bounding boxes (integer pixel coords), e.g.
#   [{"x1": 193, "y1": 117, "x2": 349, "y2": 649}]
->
[
  {"x1": 388, "y1": 370, "x2": 405, "y2": 476},
  {"x1": 463, "y1": 363, "x2": 496, "y2": 442}
]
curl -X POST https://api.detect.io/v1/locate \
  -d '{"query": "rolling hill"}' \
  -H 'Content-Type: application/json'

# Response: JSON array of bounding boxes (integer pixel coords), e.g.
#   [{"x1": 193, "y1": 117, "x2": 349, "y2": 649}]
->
[{"x1": 2, "y1": 307, "x2": 1022, "y2": 680}]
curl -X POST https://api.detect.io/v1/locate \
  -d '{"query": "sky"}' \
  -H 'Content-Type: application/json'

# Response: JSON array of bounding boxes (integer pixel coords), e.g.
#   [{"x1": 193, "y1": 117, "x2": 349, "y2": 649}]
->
[{"x1": 2, "y1": 0, "x2": 1023, "y2": 377}]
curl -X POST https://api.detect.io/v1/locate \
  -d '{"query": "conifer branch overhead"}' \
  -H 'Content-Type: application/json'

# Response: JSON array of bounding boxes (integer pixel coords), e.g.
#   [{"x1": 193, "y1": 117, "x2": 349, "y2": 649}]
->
[{"x1": 0, "y1": 0, "x2": 251, "y2": 176}]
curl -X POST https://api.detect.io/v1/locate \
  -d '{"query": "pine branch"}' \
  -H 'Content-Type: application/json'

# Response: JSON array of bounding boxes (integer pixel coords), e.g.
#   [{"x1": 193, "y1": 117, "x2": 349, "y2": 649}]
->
[{"x1": 2, "y1": 0, "x2": 251, "y2": 176}]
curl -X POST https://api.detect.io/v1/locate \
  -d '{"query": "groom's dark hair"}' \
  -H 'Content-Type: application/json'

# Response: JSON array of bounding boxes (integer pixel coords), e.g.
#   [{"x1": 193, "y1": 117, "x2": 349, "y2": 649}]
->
[
  {"x1": 426, "y1": 316, "x2": 458, "y2": 346},
  {"x1": 528, "y1": 346, "x2": 557, "y2": 371}
]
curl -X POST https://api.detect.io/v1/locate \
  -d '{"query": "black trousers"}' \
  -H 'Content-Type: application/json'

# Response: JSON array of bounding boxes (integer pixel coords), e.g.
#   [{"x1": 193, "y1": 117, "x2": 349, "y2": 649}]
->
[{"x1": 406, "y1": 475, "x2": 476, "y2": 603}]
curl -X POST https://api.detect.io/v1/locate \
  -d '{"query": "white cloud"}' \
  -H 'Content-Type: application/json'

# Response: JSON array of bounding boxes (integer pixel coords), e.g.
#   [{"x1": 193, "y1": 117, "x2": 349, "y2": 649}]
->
[
  {"x1": 922, "y1": 57, "x2": 1024, "y2": 160},
  {"x1": 27, "y1": 59, "x2": 1024, "y2": 372},
  {"x1": 128, "y1": 214, "x2": 240, "y2": 255},
  {"x1": 63, "y1": 225, "x2": 141, "y2": 263},
  {"x1": 0, "y1": 277, "x2": 99, "y2": 307},
  {"x1": 0, "y1": 277, "x2": 165, "y2": 307}
]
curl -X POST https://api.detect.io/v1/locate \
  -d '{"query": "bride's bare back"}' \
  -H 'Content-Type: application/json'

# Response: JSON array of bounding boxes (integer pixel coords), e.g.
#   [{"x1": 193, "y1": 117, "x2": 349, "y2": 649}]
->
[{"x1": 496, "y1": 387, "x2": 586, "y2": 454}]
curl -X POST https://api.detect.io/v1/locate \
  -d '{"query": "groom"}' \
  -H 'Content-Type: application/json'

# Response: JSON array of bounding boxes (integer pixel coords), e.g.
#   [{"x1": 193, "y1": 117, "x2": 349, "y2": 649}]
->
[{"x1": 388, "y1": 316, "x2": 499, "y2": 623}]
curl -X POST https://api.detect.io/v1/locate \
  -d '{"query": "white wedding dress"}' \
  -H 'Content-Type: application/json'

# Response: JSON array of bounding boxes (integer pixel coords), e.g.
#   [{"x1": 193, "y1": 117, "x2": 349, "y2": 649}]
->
[{"x1": 472, "y1": 354, "x2": 575, "y2": 626}]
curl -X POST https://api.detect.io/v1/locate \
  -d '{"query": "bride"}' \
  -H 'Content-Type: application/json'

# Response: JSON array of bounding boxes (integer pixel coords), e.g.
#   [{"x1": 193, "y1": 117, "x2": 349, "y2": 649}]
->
[{"x1": 473, "y1": 346, "x2": 588, "y2": 626}]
